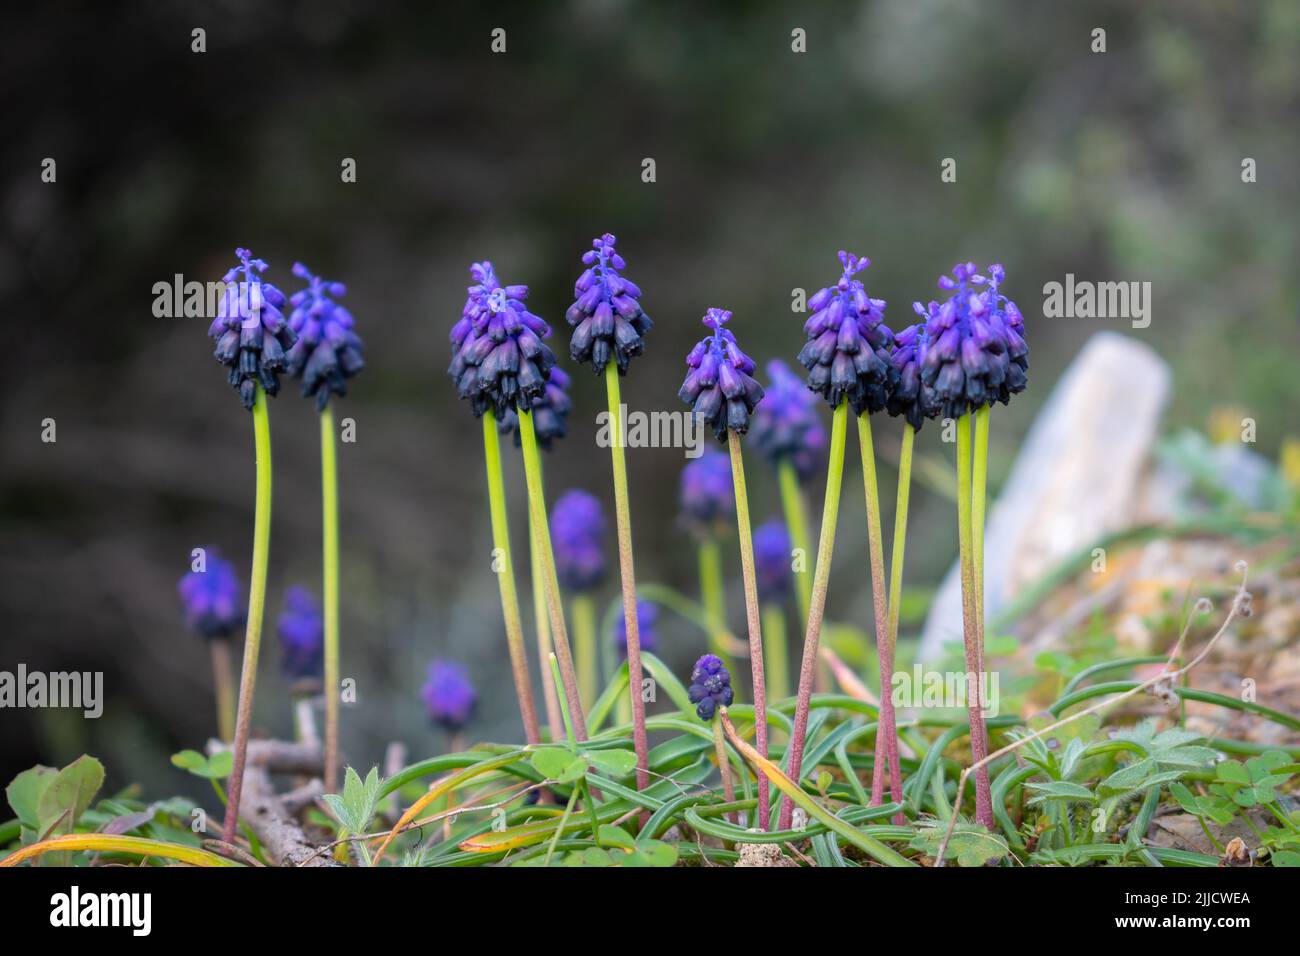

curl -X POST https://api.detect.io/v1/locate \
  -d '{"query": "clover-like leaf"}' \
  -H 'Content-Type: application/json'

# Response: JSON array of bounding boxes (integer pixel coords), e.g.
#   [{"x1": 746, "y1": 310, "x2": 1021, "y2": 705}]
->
[
  {"x1": 910, "y1": 819, "x2": 1009, "y2": 867},
  {"x1": 585, "y1": 749, "x2": 636, "y2": 778}
]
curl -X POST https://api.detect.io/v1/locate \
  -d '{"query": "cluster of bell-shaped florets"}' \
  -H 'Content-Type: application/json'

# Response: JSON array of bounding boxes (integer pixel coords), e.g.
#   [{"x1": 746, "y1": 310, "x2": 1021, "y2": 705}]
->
[
  {"x1": 448, "y1": 261, "x2": 558, "y2": 420},
  {"x1": 798, "y1": 251, "x2": 897, "y2": 415},
  {"x1": 885, "y1": 322, "x2": 942, "y2": 431},
  {"x1": 497, "y1": 365, "x2": 572, "y2": 449},
  {"x1": 284, "y1": 263, "x2": 365, "y2": 411},
  {"x1": 687, "y1": 654, "x2": 734, "y2": 721},
  {"x1": 914, "y1": 262, "x2": 1028, "y2": 420},
  {"x1": 566, "y1": 233, "x2": 653, "y2": 375},
  {"x1": 208, "y1": 248, "x2": 299, "y2": 410},
  {"x1": 678, "y1": 308, "x2": 765, "y2": 442}
]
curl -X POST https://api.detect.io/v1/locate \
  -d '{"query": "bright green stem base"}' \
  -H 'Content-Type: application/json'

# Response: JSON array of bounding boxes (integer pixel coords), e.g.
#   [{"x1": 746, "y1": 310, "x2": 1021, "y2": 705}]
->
[
  {"x1": 518, "y1": 409, "x2": 588, "y2": 743},
  {"x1": 603, "y1": 363, "x2": 649, "y2": 796},
  {"x1": 697, "y1": 538, "x2": 730, "y2": 666},
  {"x1": 762, "y1": 603, "x2": 789, "y2": 703},
  {"x1": 957, "y1": 409, "x2": 994, "y2": 828},
  {"x1": 573, "y1": 595, "x2": 598, "y2": 712},
  {"x1": 320, "y1": 406, "x2": 341, "y2": 793},
  {"x1": 222, "y1": 385, "x2": 273, "y2": 845},
  {"x1": 778, "y1": 399, "x2": 848, "y2": 831},
  {"x1": 483, "y1": 414, "x2": 541, "y2": 746}
]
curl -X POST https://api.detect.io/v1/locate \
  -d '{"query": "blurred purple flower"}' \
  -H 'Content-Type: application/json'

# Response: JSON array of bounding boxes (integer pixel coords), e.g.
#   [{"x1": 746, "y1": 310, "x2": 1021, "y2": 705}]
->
[
  {"x1": 797, "y1": 251, "x2": 896, "y2": 415},
  {"x1": 285, "y1": 263, "x2": 364, "y2": 411},
  {"x1": 913, "y1": 262, "x2": 1028, "y2": 420},
  {"x1": 615, "y1": 600, "x2": 658, "y2": 659},
  {"x1": 178, "y1": 549, "x2": 244, "y2": 639},
  {"x1": 551, "y1": 489, "x2": 607, "y2": 593},
  {"x1": 421, "y1": 660, "x2": 477, "y2": 732},
  {"x1": 687, "y1": 654, "x2": 734, "y2": 721},
  {"x1": 752, "y1": 519, "x2": 793, "y2": 600},
  {"x1": 276, "y1": 586, "x2": 324, "y2": 680},
  {"x1": 448, "y1": 261, "x2": 558, "y2": 420},
  {"x1": 566, "y1": 233, "x2": 653, "y2": 375},
  {"x1": 679, "y1": 449, "x2": 735, "y2": 533},
  {"x1": 749, "y1": 359, "x2": 827, "y2": 481},
  {"x1": 208, "y1": 248, "x2": 298, "y2": 410},
  {"x1": 677, "y1": 308, "x2": 765, "y2": 442}
]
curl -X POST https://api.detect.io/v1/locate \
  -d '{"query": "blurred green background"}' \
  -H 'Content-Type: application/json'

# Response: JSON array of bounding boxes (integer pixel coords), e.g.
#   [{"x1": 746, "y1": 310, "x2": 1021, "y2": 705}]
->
[{"x1": 1, "y1": 0, "x2": 1297, "y2": 797}]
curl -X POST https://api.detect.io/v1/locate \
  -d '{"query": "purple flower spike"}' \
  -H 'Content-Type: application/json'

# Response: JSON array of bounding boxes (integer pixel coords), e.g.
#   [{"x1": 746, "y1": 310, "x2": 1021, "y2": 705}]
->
[
  {"x1": 753, "y1": 519, "x2": 793, "y2": 600},
  {"x1": 913, "y1": 263, "x2": 1028, "y2": 420},
  {"x1": 797, "y1": 251, "x2": 897, "y2": 415},
  {"x1": 276, "y1": 586, "x2": 324, "y2": 680},
  {"x1": 885, "y1": 323, "x2": 942, "y2": 430},
  {"x1": 551, "y1": 489, "x2": 607, "y2": 592},
  {"x1": 687, "y1": 654, "x2": 734, "y2": 721},
  {"x1": 448, "y1": 261, "x2": 558, "y2": 420},
  {"x1": 677, "y1": 308, "x2": 765, "y2": 442},
  {"x1": 679, "y1": 449, "x2": 735, "y2": 533},
  {"x1": 497, "y1": 365, "x2": 572, "y2": 449},
  {"x1": 178, "y1": 549, "x2": 245, "y2": 639},
  {"x1": 566, "y1": 233, "x2": 653, "y2": 375},
  {"x1": 208, "y1": 248, "x2": 298, "y2": 410},
  {"x1": 421, "y1": 660, "x2": 477, "y2": 732},
  {"x1": 749, "y1": 359, "x2": 827, "y2": 481},
  {"x1": 615, "y1": 600, "x2": 658, "y2": 659},
  {"x1": 285, "y1": 263, "x2": 364, "y2": 411}
]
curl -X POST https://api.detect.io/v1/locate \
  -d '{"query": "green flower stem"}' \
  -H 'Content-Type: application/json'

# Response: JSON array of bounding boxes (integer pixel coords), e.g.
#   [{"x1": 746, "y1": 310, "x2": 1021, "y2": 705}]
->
[
  {"x1": 530, "y1": 501, "x2": 564, "y2": 741},
  {"x1": 518, "y1": 409, "x2": 588, "y2": 743},
  {"x1": 320, "y1": 406, "x2": 341, "y2": 792},
  {"x1": 972, "y1": 404, "x2": 990, "y2": 679},
  {"x1": 697, "y1": 538, "x2": 730, "y2": 665},
  {"x1": 572, "y1": 595, "x2": 598, "y2": 713},
  {"x1": 602, "y1": 363, "x2": 649, "y2": 796},
  {"x1": 727, "y1": 428, "x2": 769, "y2": 828},
  {"x1": 956, "y1": 410, "x2": 994, "y2": 828},
  {"x1": 210, "y1": 637, "x2": 235, "y2": 742},
  {"x1": 221, "y1": 385, "x2": 273, "y2": 845},
  {"x1": 858, "y1": 413, "x2": 902, "y2": 818},
  {"x1": 762, "y1": 603, "x2": 789, "y2": 703},
  {"x1": 778, "y1": 457, "x2": 827, "y2": 692},
  {"x1": 482, "y1": 414, "x2": 541, "y2": 747},
  {"x1": 778, "y1": 399, "x2": 848, "y2": 831},
  {"x1": 711, "y1": 717, "x2": 736, "y2": 828},
  {"x1": 873, "y1": 424, "x2": 914, "y2": 823}
]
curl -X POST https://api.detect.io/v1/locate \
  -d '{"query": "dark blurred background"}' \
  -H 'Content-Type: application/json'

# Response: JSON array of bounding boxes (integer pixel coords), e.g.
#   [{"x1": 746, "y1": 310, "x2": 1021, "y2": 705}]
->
[{"x1": 2, "y1": 1, "x2": 1297, "y2": 797}]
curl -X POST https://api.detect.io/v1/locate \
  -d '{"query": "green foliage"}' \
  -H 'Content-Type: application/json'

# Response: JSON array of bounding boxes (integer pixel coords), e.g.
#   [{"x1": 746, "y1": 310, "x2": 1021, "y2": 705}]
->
[
  {"x1": 322, "y1": 766, "x2": 382, "y2": 837},
  {"x1": 170, "y1": 749, "x2": 232, "y2": 779},
  {"x1": 6, "y1": 755, "x2": 104, "y2": 846},
  {"x1": 911, "y1": 819, "x2": 1009, "y2": 867}
]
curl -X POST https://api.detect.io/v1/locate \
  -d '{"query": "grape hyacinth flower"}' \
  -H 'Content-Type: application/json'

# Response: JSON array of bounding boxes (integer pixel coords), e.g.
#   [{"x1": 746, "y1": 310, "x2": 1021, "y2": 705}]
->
[
  {"x1": 678, "y1": 307, "x2": 770, "y2": 828},
  {"x1": 497, "y1": 366, "x2": 572, "y2": 449},
  {"x1": 678, "y1": 449, "x2": 735, "y2": 533},
  {"x1": 565, "y1": 232, "x2": 654, "y2": 803},
  {"x1": 449, "y1": 261, "x2": 559, "y2": 420},
  {"x1": 285, "y1": 261, "x2": 364, "y2": 792},
  {"x1": 178, "y1": 548, "x2": 243, "y2": 743},
  {"x1": 796, "y1": 251, "x2": 896, "y2": 416},
  {"x1": 614, "y1": 599, "x2": 658, "y2": 658},
  {"x1": 552, "y1": 489, "x2": 607, "y2": 709},
  {"x1": 689, "y1": 653, "x2": 738, "y2": 822},
  {"x1": 285, "y1": 263, "x2": 365, "y2": 411},
  {"x1": 206, "y1": 248, "x2": 282, "y2": 844},
  {"x1": 886, "y1": 323, "x2": 942, "y2": 432},
  {"x1": 422, "y1": 660, "x2": 477, "y2": 736},
  {"x1": 208, "y1": 248, "x2": 297, "y2": 411},
  {"x1": 277, "y1": 586, "x2": 324, "y2": 682},
  {"x1": 677, "y1": 308, "x2": 765, "y2": 442},
  {"x1": 918, "y1": 262, "x2": 1027, "y2": 831},
  {"x1": 446, "y1": 261, "x2": 544, "y2": 749},
  {"x1": 565, "y1": 233, "x2": 653, "y2": 376}
]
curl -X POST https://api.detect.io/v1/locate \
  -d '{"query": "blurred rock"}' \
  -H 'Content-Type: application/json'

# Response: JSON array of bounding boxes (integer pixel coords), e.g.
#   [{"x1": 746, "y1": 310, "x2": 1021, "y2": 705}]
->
[{"x1": 919, "y1": 332, "x2": 1170, "y2": 662}]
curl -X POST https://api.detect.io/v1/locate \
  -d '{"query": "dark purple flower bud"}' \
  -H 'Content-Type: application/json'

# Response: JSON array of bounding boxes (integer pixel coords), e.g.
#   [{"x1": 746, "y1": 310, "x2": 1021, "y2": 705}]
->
[
  {"x1": 885, "y1": 322, "x2": 942, "y2": 431},
  {"x1": 448, "y1": 261, "x2": 558, "y2": 420},
  {"x1": 687, "y1": 653, "x2": 734, "y2": 721},
  {"x1": 912, "y1": 263, "x2": 1028, "y2": 420},
  {"x1": 284, "y1": 263, "x2": 364, "y2": 411},
  {"x1": 749, "y1": 359, "x2": 827, "y2": 481},
  {"x1": 566, "y1": 233, "x2": 653, "y2": 375},
  {"x1": 497, "y1": 366, "x2": 572, "y2": 450},
  {"x1": 614, "y1": 600, "x2": 658, "y2": 658},
  {"x1": 678, "y1": 308, "x2": 765, "y2": 442},
  {"x1": 276, "y1": 586, "x2": 324, "y2": 680},
  {"x1": 421, "y1": 660, "x2": 477, "y2": 732},
  {"x1": 208, "y1": 248, "x2": 299, "y2": 410},
  {"x1": 797, "y1": 252, "x2": 898, "y2": 415},
  {"x1": 679, "y1": 449, "x2": 735, "y2": 533},
  {"x1": 178, "y1": 549, "x2": 245, "y2": 639},
  {"x1": 753, "y1": 519, "x2": 793, "y2": 600},
  {"x1": 551, "y1": 489, "x2": 607, "y2": 592}
]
